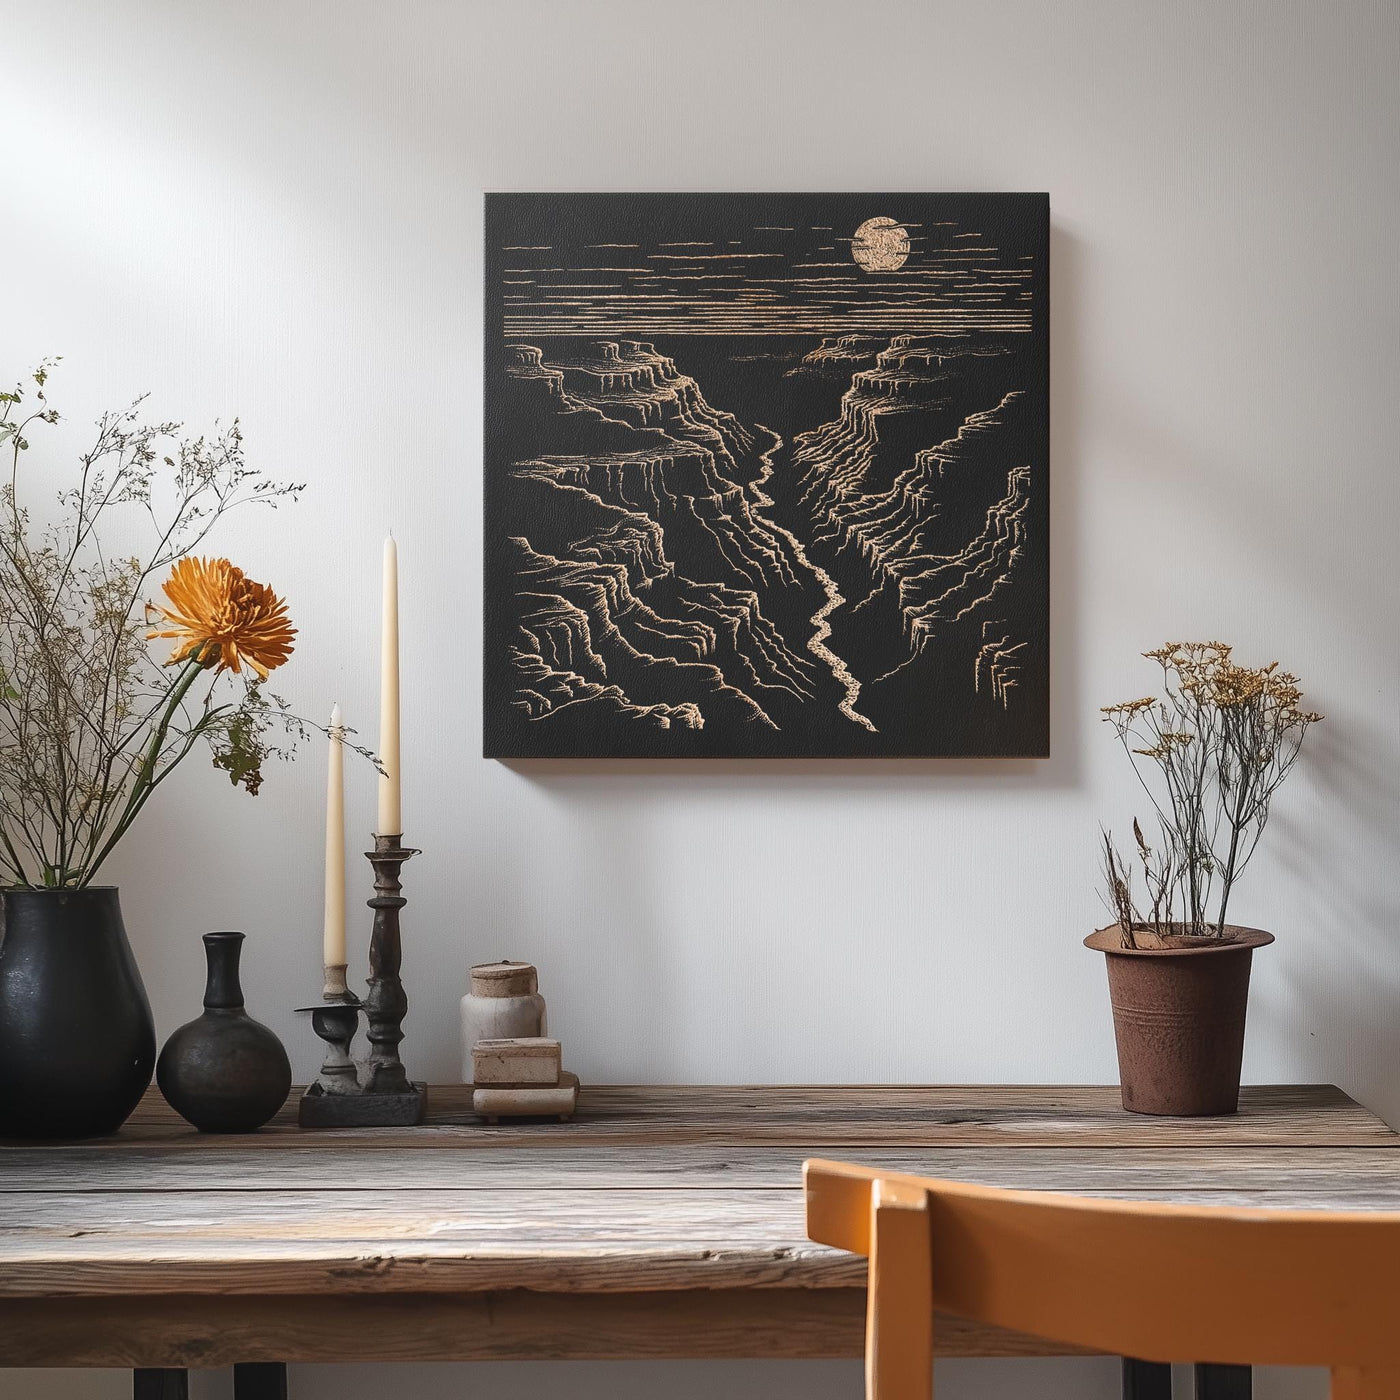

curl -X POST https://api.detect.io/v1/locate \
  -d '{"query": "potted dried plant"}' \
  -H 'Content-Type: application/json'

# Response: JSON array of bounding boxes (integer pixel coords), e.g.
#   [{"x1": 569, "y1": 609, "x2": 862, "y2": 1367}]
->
[
  {"x1": 1090, "y1": 642, "x2": 1321, "y2": 1116},
  {"x1": 0, "y1": 364, "x2": 308, "y2": 1138}
]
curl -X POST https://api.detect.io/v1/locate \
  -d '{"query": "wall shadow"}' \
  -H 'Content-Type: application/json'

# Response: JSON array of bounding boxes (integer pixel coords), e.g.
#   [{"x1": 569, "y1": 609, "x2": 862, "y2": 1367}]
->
[{"x1": 1259, "y1": 713, "x2": 1400, "y2": 1126}]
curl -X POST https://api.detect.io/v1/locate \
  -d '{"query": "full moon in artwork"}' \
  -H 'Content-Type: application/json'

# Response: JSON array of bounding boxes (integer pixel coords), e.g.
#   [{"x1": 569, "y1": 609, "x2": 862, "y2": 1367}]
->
[{"x1": 851, "y1": 217, "x2": 911, "y2": 271}]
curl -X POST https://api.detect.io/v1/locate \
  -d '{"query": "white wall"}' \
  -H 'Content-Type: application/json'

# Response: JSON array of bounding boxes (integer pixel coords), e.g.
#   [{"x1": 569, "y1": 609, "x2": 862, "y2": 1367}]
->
[{"x1": 2, "y1": 2, "x2": 1397, "y2": 1397}]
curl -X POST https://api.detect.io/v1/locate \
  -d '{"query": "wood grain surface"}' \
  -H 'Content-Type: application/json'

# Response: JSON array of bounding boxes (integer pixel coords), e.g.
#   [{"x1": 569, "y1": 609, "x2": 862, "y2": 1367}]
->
[
  {"x1": 108, "y1": 1082, "x2": 1398, "y2": 1147},
  {"x1": 0, "y1": 1084, "x2": 1391, "y2": 1366}
]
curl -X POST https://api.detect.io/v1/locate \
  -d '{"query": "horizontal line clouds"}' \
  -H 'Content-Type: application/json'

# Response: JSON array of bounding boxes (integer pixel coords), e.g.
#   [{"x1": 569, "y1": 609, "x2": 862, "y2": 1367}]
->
[{"x1": 494, "y1": 208, "x2": 1037, "y2": 337}]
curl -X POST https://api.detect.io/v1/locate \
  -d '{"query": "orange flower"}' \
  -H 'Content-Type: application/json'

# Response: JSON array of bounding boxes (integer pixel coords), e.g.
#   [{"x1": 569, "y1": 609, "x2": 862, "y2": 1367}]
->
[{"x1": 147, "y1": 557, "x2": 295, "y2": 680}]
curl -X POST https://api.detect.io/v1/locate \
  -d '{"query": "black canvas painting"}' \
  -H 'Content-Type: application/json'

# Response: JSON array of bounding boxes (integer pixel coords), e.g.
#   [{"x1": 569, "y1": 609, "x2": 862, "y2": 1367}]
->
[{"x1": 483, "y1": 193, "x2": 1049, "y2": 758}]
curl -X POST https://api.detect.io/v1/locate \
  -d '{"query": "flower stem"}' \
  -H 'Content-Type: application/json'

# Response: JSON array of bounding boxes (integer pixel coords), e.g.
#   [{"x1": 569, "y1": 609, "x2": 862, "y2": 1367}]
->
[{"x1": 79, "y1": 657, "x2": 207, "y2": 886}]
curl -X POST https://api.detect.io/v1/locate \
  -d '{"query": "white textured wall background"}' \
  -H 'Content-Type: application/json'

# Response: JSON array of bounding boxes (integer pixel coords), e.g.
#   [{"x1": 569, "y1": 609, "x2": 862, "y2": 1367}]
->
[{"x1": 2, "y1": 2, "x2": 1397, "y2": 1397}]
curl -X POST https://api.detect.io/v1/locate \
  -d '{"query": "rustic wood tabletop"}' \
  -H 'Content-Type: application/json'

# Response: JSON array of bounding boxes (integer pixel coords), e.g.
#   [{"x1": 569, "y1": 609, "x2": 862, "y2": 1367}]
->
[{"x1": 0, "y1": 1084, "x2": 1394, "y2": 1370}]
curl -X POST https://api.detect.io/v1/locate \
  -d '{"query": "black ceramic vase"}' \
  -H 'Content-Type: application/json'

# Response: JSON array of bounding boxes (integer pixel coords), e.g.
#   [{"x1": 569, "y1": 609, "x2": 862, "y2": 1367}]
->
[
  {"x1": 0, "y1": 887, "x2": 157, "y2": 1139},
  {"x1": 157, "y1": 931, "x2": 291, "y2": 1133}
]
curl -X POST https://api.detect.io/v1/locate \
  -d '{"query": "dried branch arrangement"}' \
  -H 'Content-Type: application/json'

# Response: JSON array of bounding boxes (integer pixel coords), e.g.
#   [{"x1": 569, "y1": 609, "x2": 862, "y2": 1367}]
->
[
  {"x1": 1101, "y1": 642, "x2": 1321, "y2": 947},
  {"x1": 0, "y1": 363, "x2": 364, "y2": 889}
]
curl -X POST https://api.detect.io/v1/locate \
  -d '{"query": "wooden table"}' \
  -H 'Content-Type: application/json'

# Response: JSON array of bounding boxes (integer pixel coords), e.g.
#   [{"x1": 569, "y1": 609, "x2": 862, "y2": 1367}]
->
[{"x1": 0, "y1": 1084, "x2": 1395, "y2": 1381}]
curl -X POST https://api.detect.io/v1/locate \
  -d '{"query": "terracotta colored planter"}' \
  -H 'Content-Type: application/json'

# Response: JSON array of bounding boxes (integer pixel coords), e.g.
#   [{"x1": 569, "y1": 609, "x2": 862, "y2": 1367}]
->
[{"x1": 1085, "y1": 924, "x2": 1274, "y2": 1117}]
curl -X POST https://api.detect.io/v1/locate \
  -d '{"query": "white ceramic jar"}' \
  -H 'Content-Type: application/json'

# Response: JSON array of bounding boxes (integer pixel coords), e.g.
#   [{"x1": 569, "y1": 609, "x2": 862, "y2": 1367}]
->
[{"x1": 460, "y1": 962, "x2": 548, "y2": 1082}]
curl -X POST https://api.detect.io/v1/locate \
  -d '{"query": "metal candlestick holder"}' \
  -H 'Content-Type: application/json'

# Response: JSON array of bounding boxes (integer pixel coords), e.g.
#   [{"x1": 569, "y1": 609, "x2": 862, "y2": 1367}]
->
[{"x1": 297, "y1": 834, "x2": 427, "y2": 1128}]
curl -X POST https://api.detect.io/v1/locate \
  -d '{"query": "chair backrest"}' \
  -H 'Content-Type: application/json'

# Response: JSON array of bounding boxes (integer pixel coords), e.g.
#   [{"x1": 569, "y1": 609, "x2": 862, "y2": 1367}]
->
[{"x1": 804, "y1": 1158, "x2": 1400, "y2": 1398}]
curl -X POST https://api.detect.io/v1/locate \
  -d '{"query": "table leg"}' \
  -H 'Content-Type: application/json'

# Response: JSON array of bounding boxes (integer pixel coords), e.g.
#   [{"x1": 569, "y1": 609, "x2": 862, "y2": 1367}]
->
[
  {"x1": 1196, "y1": 1364, "x2": 1251, "y2": 1399},
  {"x1": 234, "y1": 1362, "x2": 289, "y2": 1399},
  {"x1": 1122, "y1": 1358, "x2": 1172, "y2": 1398},
  {"x1": 133, "y1": 1371, "x2": 188, "y2": 1400}
]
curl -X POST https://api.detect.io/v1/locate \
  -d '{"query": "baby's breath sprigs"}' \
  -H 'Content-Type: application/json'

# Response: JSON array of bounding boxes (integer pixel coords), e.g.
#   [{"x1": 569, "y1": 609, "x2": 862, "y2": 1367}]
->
[{"x1": 0, "y1": 363, "x2": 319, "y2": 889}]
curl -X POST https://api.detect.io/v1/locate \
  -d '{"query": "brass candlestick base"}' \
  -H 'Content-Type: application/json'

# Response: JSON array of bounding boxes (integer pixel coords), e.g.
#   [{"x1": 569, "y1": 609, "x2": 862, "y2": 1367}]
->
[{"x1": 297, "y1": 833, "x2": 427, "y2": 1129}]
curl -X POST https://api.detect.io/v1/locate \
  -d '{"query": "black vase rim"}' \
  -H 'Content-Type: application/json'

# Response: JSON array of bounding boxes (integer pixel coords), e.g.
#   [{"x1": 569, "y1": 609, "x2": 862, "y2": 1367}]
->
[
  {"x1": 203, "y1": 930, "x2": 246, "y2": 941},
  {"x1": 2, "y1": 884, "x2": 120, "y2": 896}
]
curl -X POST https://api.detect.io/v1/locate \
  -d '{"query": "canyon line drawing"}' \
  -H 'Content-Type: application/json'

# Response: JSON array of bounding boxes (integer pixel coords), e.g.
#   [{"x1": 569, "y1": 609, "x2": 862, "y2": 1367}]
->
[{"x1": 484, "y1": 193, "x2": 1049, "y2": 758}]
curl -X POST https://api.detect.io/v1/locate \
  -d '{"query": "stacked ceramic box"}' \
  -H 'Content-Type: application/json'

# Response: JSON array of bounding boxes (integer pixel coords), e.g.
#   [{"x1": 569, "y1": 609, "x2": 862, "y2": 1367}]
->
[{"x1": 460, "y1": 961, "x2": 579, "y2": 1121}]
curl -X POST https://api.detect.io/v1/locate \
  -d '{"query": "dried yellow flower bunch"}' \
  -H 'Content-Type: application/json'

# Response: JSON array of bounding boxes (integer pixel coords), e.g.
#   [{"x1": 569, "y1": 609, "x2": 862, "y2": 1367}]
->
[
  {"x1": 1100, "y1": 641, "x2": 1321, "y2": 946},
  {"x1": 1139, "y1": 641, "x2": 1323, "y2": 722}
]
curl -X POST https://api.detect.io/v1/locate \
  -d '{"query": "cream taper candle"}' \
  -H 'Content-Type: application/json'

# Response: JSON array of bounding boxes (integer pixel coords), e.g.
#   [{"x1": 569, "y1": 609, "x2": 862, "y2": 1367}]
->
[
  {"x1": 323, "y1": 703, "x2": 346, "y2": 973},
  {"x1": 377, "y1": 535, "x2": 402, "y2": 836}
]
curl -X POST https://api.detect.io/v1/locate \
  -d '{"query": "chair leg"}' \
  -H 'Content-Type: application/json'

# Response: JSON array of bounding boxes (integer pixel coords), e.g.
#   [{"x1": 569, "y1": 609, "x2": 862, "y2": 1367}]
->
[
  {"x1": 1196, "y1": 1364, "x2": 1251, "y2": 1399},
  {"x1": 1123, "y1": 1359, "x2": 1171, "y2": 1399},
  {"x1": 133, "y1": 1371, "x2": 188, "y2": 1400},
  {"x1": 865, "y1": 1178, "x2": 933, "y2": 1400},
  {"x1": 234, "y1": 1362, "x2": 289, "y2": 1400}
]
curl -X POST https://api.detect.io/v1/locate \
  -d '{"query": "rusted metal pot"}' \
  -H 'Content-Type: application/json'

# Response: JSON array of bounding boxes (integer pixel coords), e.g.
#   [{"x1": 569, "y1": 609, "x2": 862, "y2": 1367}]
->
[{"x1": 1085, "y1": 924, "x2": 1275, "y2": 1116}]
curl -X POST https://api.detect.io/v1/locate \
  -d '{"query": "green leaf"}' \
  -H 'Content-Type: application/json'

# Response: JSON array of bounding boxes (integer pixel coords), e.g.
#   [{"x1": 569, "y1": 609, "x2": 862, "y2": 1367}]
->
[{"x1": 208, "y1": 704, "x2": 269, "y2": 795}]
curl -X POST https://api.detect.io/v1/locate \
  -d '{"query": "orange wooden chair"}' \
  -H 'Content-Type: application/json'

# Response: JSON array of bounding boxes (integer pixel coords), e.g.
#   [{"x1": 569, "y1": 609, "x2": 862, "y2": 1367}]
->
[{"x1": 804, "y1": 1158, "x2": 1400, "y2": 1399}]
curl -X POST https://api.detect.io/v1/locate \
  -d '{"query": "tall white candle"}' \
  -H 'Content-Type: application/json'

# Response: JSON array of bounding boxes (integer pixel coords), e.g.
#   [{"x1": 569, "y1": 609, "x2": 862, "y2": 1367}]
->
[
  {"x1": 377, "y1": 535, "x2": 402, "y2": 836},
  {"x1": 323, "y1": 703, "x2": 346, "y2": 972}
]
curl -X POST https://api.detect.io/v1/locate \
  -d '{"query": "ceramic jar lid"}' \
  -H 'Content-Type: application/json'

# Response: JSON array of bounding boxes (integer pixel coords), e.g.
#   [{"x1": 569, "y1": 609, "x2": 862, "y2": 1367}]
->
[{"x1": 469, "y1": 961, "x2": 538, "y2": 998}]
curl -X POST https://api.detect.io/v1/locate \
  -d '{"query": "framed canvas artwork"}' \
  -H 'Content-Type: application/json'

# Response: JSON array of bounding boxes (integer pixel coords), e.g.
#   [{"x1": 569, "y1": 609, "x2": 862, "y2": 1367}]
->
[{"x1": 483, "y1": 193, "x2": 1049, "y2": 758}]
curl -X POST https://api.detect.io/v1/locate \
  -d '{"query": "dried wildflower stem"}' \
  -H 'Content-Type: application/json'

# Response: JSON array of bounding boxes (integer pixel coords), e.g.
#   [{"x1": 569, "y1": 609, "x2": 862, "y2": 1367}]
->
[
  {"x1": 1100, "y1": 642, "x2": 1320, "y2": 945},
  {"x1": 0, "y1": 363, "x2": 321, "y2": 889}
]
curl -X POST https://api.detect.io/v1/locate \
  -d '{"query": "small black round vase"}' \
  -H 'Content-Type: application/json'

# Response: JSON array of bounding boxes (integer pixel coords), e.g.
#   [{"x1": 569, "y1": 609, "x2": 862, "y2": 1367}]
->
[{"x1": 157, "y1": 931, "x2": 291, "y2": 1133}]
